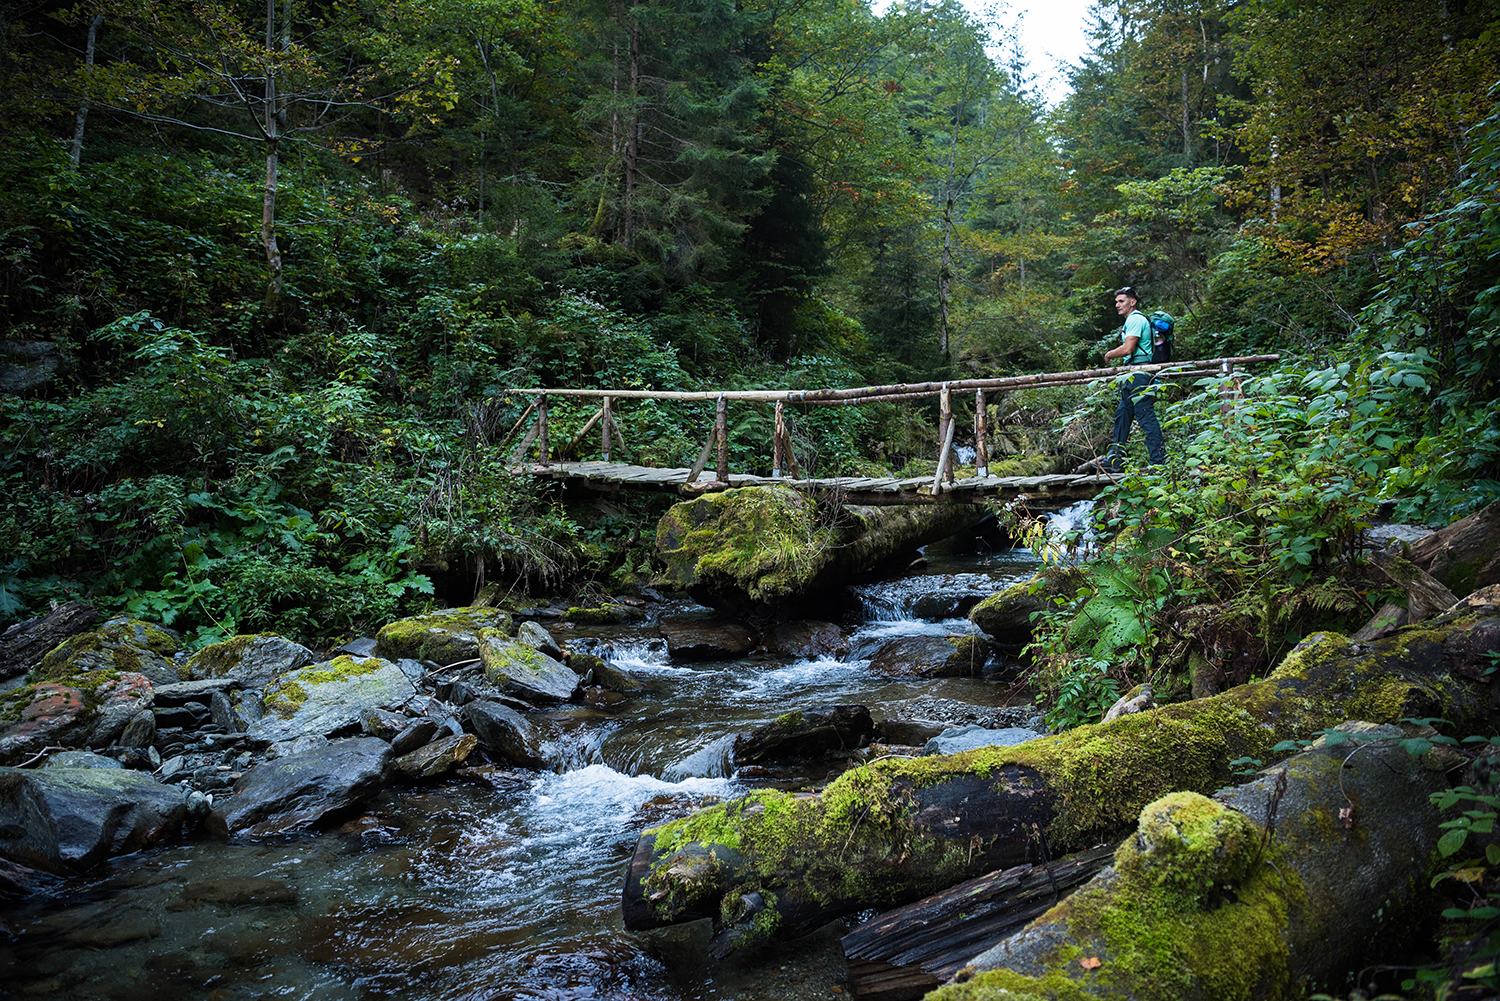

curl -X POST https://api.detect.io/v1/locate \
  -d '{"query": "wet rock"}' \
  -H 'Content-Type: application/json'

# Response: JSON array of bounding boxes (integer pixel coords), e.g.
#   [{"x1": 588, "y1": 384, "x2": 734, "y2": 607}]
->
[
  {"x1": 866, "y1": 634, "x2": 991, "y2": 677},
  {"x1": 516, "y1": 621, "x2": 564, "y2": 659},
  {"x1": 463, "y1": 700, "x2": 545, "y2": 768},
  {"x1": 478, "y1": 631, "x2": 578, "y2": 705},
  {"x1": 922, "y1": 723, "x2": 1043, "y2": 756},
  {"x1": 0, "y1": 600, "x2": 97, "y2": 682},
  {"x1": 247, "y1": 656, "x2": 417, "y2": 744},
  {"x1": 0, "y1": 339, "x2": 74, "y2": 394},
  {"x1": 34, "y1": 617, "x2": 181, "y2": 687},
  {"x1": 394, "y1": 733, "x2": 478, "y2": 780},
  {"x1": 361, "y1": 708, "x2": 408, "y2": 741},
  {"x1": 969, "y1": 568, "x2": 1084, "y2": 646},
  {"x1": 910, "y1": 593, "x2": 984, "y2": 620},
  {"x1": 563, "y1": 604, "x2": 645, "y2": 624},
  {"x1": 1102, "y1": 683, "x2": 1156, "y2": 722},
  {"x1": 732, "y1": 705, "x2": 874, "y2": 765},
  {"x1": 41, "y1": 750, "x2": 122, "y2": 770},
  {"x1": 374, "y1": 607, "x2": 515, "y2": 665},
  {"x1": 153, "y1": 678, "x2": 238, "y2": 705},
  {"x1": 655, "y1": 485, "x2": 980, "y2": 620},
  {"x1": 184, "y1": 634, "x2": 316, "y2": 687},
  {"x1": 590, "y1": 660, "x2": 645, "y2": 693},
  {"x1": 660, "y1": 614, "x2": 757, "y2": 661},
  {"x1": 874, "y1": 719, "x2": 946, "y2": 746},
  {"x1": 104, "y1": 746, "x2": 160, "y2": 771},
  {"x1": 0, "y1": 857, "x2": 59, "y2": 899},
  {"x1": 158, "y1": 755, "x2": 186, "y2": 780},
  {"x1": 172, "y1": 876, "x2": 298, "y2": 908},
  {"x1": 268, "y1": 734, "x2": 330, "y2": 760},
  {"x1": 389, "y1": 719, "x2": 439, "y2": 756},
  {"x1": 0, "y1": 683, "x2": 94, "y2": 763},
  {"x1": 208, "y1": 736, "x2": 392, "y2": 838},
  {"x1": 759, "y1": 620, "x2": 849, "y2": 660},
  {"x1": 334, "y1": 636, "x2": 379, "y2": 657},
  {"x1": 209, "y1": 690, "x2": 246, "y2": 733},
  {"x1": 0, "y1": 766, "x2": 187, "y2": 874},
  {"x1": 566, "y1": 652, "x2": 606, "y2": 676},
  {"x1": 86, "y1": 672, "x2": 157, "y2": 748},
  {"x1": 118, "y1": 709, "x2": 156, "y2": 748}
]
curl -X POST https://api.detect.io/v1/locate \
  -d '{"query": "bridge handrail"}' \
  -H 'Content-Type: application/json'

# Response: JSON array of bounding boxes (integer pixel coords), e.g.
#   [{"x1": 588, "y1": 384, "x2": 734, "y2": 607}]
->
[{"x1": 506, "y1": 354, "x2": 1280, "y2": 403}]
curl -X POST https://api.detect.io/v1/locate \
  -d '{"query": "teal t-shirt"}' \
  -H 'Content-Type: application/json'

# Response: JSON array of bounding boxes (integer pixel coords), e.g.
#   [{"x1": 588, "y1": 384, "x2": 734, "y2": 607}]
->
[{"x1": 1121, "y1": 310, "x2": 1153, "y2": 365}]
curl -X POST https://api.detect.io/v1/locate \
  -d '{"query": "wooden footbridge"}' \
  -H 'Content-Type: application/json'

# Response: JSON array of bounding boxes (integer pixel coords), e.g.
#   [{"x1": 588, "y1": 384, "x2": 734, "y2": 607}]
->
[{"x1": 505, "y1": 355, "x2": 1277, "y2": 506}]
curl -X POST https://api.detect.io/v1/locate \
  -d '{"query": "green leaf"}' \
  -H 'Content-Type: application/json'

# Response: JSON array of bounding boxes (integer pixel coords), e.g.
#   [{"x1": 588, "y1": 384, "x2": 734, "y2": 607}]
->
[{"x1": 1439, "y1": 828, "x2": 1470, "y2": 857}]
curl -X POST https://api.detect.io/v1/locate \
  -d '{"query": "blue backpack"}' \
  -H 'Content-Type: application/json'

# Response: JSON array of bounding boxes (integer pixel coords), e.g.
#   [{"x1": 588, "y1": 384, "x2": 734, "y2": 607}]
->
[{"x1": 1148, "y1": 311, "x2": 1175, "y2": 363}]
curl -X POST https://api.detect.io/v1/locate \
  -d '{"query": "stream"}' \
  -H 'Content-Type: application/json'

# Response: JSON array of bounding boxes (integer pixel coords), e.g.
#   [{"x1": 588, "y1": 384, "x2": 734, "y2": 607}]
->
[{"x1": 0, "y1": 540, "x2": 1051, "y2": 1001}]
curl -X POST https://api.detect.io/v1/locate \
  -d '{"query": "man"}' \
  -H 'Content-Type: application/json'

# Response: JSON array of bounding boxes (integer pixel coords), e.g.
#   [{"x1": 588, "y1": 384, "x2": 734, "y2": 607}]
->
[{"x1": 1094, "y1": 285, "x2": 1165, "y2": 472}]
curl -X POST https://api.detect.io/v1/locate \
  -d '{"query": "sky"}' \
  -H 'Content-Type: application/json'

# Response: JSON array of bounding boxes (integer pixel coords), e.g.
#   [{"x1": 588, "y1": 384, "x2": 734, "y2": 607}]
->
[{"x1": 1006, "y1": 0, "x2": 1097, "y2": 105}]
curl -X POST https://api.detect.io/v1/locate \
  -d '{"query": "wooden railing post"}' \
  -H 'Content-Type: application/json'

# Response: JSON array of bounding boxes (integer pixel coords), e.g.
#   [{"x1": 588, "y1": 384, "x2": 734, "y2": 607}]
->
[
  {"x1": 1219, "y1": 360, "x2": 1240, "y2": 421},
  {"x1": 773, "y1": 400, "x2": 785, "y2": 478},
  {"x1": 601, "y1": 396, "x2": 613, "y2": 461},
  {"x1": 715, "y1": 393, "x2": 729, "y2": 483},
  {"x1": 537, "y1": 393, "x2": 550, "y2": 466},
  {"x1": 974, "y1": 387, "x2": 989, "y2": 478},
  {"x1": 938, "y1": 383, "x2": 954, "y2": 483}
]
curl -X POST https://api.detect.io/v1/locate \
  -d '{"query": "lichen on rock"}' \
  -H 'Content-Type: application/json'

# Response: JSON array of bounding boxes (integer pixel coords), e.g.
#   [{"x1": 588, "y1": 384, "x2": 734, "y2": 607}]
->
[{"x1": 373, "y1": 607, "x2": 515, "y2": 665}]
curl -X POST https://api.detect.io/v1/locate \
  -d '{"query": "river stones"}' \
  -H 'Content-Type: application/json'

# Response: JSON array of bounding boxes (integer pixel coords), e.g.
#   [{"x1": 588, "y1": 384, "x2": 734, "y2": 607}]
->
[
  {"x1": 374, "y1": 607, "x2": 515, "y2": 665},
  {"x1": 463, "y1": 700, "x2": 546, "y2": 767},
  {"x1": 866, "y1": 634, "x2": 992, "y2": 677},
  {"x1": 733, "y1": 706, "x2": 874, "y2": 765},
  {"x1": 660, "y1": 613, "x2": 757, "y2": 660},
  {"x1": 246, "y1": 656, "x2": 416, "y2": 745},
  {"x1": 184, "y1": 633, "x2": 316, "y2": 687},
  {"x1": 33, "y1": 617, "x2": 181, "y2": 687},
  {"x1": 394, "y1": 733, "x2": 478, "y2": 780},
  {"x1": 759, "y1": 620, "x2": 849, "y2": 659},
  {"x1": 209, "y1": 736, "x2": 392, "y2": 838},
  {"x1": 478, "y1": 631, "x2": 578, "y2": 704},
  {"x1": 0, "y1": 766, "x2": 187, "y2": 874}
]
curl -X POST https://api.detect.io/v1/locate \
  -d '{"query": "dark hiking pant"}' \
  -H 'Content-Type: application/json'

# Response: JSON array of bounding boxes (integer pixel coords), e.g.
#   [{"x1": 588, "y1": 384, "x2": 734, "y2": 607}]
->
[{"x1": 1110, "y1": 370, "x2": 1166, "y2": 466}]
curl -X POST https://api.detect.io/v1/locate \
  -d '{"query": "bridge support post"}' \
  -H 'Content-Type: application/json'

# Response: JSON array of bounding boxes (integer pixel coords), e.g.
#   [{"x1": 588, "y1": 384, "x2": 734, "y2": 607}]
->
[
  {"x1": 538, "y1": 393, "x2": 550, "y2": 466},
  {"x1": 715, "y1": 393, "x2": 728, "y2": 483},
  {"x1": 773, "y1": 400, "x2": 785, "y2": 478},
  {"x1": 975, "y1": 388, "x2": 989, "y2": 478},
  {"x1": 601, "y1": 396, "x2": 613, "y2": 461}
]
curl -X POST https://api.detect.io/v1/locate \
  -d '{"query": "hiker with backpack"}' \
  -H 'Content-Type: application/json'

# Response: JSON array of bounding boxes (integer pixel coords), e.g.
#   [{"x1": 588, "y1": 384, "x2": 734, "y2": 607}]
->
[{"x1": 1090, "y1": 285, "x2": 1167, "y2": 472}]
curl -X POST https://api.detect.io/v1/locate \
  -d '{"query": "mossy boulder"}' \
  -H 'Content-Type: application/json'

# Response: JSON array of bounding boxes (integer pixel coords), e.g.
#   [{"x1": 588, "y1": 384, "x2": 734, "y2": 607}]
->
[
  {"x1": 373, "y1": 607, "x2": 515, "y2": 665},
  {"x1": 34, "y1": 618, "x2": 180, "y2": 687},
  {"x1": 0, "y1": 672, "x2": 154, "y2": 764},
  {"x1": 940, "y1": 723, "x2": 1447, "y2": 1001},
  {"x1": 478, "y1": 630, "x2": 578, "y2": 705},
  {"x1": 563, "y1": 604, "x2": 644, "y2": 625},
  {"x1": 656, "y1": 485, "x2": 980, "y2": 619},
  {"x1": 247, "y1": 656, "x2": 416, "y2": 745},
  {"x1": 184, "y1": 634, "x2": 315, "y2": 687},
  {"x1": 970, "y1": 567, "x2": 1086, "y2": 647}
]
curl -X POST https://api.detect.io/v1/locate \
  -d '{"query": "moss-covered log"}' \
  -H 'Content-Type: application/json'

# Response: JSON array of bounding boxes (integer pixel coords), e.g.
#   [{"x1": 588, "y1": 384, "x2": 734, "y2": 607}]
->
[
  {"x1": 933, "y1": 722, "x2": 1449, "y2": 1001},
  {"x1": 620, "y1": 586, "x2": 1500, "y2": 953}
]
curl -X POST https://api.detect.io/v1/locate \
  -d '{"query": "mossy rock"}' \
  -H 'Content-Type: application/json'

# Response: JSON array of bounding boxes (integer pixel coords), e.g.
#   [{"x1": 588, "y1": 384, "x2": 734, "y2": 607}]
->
[
  {"x1": 33, "y1": 619, "x2": 179, "y2": 687},
  {"x1": 970, "y1": 567, "x2": 1086, "y2": 645},
  {"x1": 563, "y1": 604, "x2": 644, "y2": 625},
  {"x1": 478, "y1": 630, "x2": 579, "y2": 705},
  {"x1": 373, "y1": 607, "x2": 515, "y2": 665},
  {"x1": 656, "y1": 485, "x2": 978, "y2": 617},
  {"x1": 184, "y1": 633, "x2": 315, "y2": 687},
  {"x1": 248, "y1": 656, "x2": 417, "y2": 744}
]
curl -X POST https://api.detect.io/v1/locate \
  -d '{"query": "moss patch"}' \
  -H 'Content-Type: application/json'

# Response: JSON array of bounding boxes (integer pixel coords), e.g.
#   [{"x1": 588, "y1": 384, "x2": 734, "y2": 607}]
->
[{"x1": 374, "y1": 607, "x2": 514, "y2": 663}]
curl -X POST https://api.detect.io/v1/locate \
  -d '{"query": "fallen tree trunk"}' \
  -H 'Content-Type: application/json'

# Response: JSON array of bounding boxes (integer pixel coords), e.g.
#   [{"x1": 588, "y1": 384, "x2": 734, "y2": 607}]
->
[
  {"x1": 621, "y1": 585, "x2": 1500, "y2": 954},
  {"x1": 842, "y1": 843, "x2": 1118, "y2": 1001},
  {"x1": 0, "y1": 601, "x2": 96, "y2": 681},
  {"x1": 932, "y1": 722, "x2": 1450, "y2": 1001}
]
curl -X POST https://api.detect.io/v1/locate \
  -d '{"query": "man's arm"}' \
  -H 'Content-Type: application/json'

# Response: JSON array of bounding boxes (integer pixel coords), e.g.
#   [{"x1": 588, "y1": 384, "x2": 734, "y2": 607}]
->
[{"x1": 1105, "y1": 336, "x2": 1139, "y2": 362}]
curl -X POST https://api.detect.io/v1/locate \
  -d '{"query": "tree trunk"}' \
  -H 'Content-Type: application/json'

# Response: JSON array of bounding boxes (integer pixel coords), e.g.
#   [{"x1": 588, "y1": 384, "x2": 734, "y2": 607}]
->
[
  {"x1": 262, "y1": 0, "x2": 282, "y2": 308},
  {"x1": 842, "y1": 843, "x2": 1118, "y2": 1001},
  {"x1": 1409, "y1": 498, "x2": 1500, "y2": 597},
  {"x1": 69, "y1": 14, "x2": 104, "y2": 169},
  {"x1": 934, "y1": 722, "x2": 1450, "y2": 1001},
  {"x1": 621, "y1": 586, "x2": 1500, "y2": 954},
  {"x1": 0, "y1": 601, "x2": 97, "y2": 681}
]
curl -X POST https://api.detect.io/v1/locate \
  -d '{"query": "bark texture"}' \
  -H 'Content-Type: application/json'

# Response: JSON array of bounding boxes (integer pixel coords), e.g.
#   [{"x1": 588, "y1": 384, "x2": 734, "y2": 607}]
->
[
  {"x1": 620, "y1": 586, "x2": 1500, "y2": 954},
  {"x1": 1409, "y1": 498, "x2": 1500, "y2": 597}
]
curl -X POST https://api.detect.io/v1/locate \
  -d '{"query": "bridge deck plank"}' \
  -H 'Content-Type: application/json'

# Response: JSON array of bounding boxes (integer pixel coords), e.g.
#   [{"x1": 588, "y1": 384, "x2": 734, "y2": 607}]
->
[{"x1": 520, "y1": 461, "x2": 1117, "y2": 503}]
